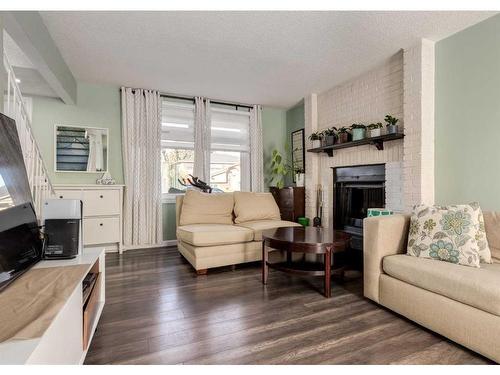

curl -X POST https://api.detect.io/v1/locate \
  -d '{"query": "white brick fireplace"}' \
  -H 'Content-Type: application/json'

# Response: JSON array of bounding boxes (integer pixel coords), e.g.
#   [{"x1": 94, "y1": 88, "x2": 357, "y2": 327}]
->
[{"x1": 304, "y1": 39, "x2": 435, "y2": 230}]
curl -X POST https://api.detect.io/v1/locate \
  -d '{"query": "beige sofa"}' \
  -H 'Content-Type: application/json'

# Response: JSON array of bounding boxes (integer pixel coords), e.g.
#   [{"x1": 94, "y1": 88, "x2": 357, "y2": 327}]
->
[
  {"x1": 175, "y1": 193, "x2": 301, "y2": 274},
  {"x1": 364, "y1": 212, "x2": 500, "y2": 363}
]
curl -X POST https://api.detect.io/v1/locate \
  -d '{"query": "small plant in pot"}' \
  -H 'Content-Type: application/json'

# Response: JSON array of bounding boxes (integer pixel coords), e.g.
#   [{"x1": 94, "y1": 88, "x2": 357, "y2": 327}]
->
[
  {"x1": 294, "y1": 167, "x2": 305, "y2": 187},
  {"x1": 308, "y1": 132, "x2": 322, "y2": 148},
  {"x1": 321, "y1": 127, "x2": 337, "y2": 146},
  {"x1": 367, "y1": 122, "x2": 383, "y2": 138},
  {"x1": 337, "y1": 127, "x2": 350, "y2": 144},
  {"x1": 384, "y1": 115, "x2": 399, "y2": 134},
  {"x1": 351, "y1": 124, "x2": 367, "y2": 141}
]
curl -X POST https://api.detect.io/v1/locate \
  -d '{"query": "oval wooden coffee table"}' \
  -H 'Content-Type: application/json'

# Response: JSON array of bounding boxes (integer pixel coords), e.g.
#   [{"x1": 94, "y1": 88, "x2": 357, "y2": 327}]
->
[{"x1": 261, "y1": 227, "x2": 351, "y2": 298}]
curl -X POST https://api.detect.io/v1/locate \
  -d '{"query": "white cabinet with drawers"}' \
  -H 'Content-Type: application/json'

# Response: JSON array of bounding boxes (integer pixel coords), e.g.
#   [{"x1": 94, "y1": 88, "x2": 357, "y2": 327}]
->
[{"x1": 54, "y1": 185, "x2": 124, "y2": 253}]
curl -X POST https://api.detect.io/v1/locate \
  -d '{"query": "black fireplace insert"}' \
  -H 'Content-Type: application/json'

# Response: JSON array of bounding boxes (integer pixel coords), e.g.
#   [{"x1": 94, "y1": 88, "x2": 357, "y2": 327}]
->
[{"x1": 332, "y1": 164, "x2": 385, "y2": 269}]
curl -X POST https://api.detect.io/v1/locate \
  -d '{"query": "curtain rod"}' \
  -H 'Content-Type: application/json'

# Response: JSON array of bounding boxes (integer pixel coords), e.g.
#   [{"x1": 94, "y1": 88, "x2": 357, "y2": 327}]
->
[
  {"x1": 159, "y1": 93, "x2": 253, "y2": 109},
  {"x1": 123, "y1": 88, "x2": 254, "y2": 109}
]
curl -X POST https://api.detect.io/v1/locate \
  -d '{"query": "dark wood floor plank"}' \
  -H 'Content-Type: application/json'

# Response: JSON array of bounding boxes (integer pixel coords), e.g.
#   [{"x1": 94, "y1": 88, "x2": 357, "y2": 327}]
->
[{"x1": 85, "y1": 246, "x2": 492, "y2": 365}]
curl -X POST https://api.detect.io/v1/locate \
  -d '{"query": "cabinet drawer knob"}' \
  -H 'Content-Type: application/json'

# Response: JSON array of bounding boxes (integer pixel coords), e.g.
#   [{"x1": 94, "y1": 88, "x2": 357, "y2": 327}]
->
[
  {"x1": 59, "y1": 195, "x2": 63, "y2": 199},
  {"x1": 100, "y1": 223, "x2": 103, "y2": 226},
  {"x1": 99, "y1": 195, "x2": 104, "y2": 198}
]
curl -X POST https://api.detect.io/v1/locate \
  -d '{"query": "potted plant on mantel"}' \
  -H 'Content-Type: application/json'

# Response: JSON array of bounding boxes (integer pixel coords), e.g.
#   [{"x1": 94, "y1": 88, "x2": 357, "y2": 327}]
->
[
  {"x1": 385, "y1": 115, "x2": 399, "y2": 134},
  {"x1": 367, "y1": 122, "x2": 383, "y2": 138},
  {"x1": 321, "y1": 127, "x2": 337, "y2": 146},
  {"x1": 308, "y1": 132, "x2": 322, "y2": 149},
  {"x1": 337, "y1": 127, "x2": 350, "y2": 144},
  {"x1": 351, "y1": 124, "x2": 367, "y2": 141}
]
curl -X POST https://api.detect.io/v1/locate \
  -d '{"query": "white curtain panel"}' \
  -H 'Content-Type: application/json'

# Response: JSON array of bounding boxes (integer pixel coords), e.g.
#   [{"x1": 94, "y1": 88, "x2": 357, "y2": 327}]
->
[
  {"x1": 121, "y1": 87, "x2": 163, "y2": 247},
  {"x1": 250, "y1": 105, "x2": 265, "y2": 192},
  {"x1": 193, "y1": 97, "x2": 211, "y2": 182},
  {"x1": 85, "y1": 129, "x2": 104, "y2": 172}
]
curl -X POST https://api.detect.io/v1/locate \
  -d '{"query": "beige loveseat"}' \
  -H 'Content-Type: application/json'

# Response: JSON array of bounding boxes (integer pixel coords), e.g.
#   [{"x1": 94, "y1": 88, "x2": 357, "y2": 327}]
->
[
  {"x1": 176, "y1": 191, "x2": 301, "y2": 274},
  {"x1": 364, "y1": 212, "x2": 500, "y2": 363}
]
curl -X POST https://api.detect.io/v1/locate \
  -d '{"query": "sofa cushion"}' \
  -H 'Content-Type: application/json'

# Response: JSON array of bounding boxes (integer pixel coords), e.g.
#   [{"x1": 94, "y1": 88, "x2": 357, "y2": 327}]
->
[
  {"x1": 177, "y1": 224, "x2": 253, "y2": 246},
  {"x1": 233, "y1": 192, "x2": 281, "y2": 224},
  {"x1": 406, "y1": 204, "x2": 488, "y2": 267},
  {"x1": 236, "y1": 220, "x2": 302, "y2": 241},
  {"x1": 484, "y1": 211, "x2": 500, "y2": 263},
  {"x1": 179, "y1": 190, "x2": 234, "y2": 226},
  {"x1": 383, "y1": 254, "x2": 500, "y2": 316}
]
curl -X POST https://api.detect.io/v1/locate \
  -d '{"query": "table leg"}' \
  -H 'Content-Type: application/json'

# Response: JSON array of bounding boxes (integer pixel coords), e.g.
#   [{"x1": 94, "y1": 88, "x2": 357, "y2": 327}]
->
[
  {"x1": 262, "y1": 241, "x2": 268, "y2": 285},
  {"x1": 324, "y1": 247, "x2": 331, "y2": 298}
]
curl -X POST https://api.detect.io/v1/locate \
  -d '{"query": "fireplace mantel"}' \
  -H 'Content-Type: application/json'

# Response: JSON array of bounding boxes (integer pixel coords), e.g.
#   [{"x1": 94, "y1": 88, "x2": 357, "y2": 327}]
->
[{"x1": 307, "y1": 133, "x2": 404, "y2": 157}]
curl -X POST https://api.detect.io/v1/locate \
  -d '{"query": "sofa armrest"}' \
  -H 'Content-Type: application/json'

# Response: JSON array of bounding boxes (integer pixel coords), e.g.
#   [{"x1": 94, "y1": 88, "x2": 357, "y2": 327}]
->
[
  {"x1": 363, "y1": 214, "x2": 410, "y2": 302},
  {"x1": 175, "y1": 195, "x2": 184, "y2": 228}
]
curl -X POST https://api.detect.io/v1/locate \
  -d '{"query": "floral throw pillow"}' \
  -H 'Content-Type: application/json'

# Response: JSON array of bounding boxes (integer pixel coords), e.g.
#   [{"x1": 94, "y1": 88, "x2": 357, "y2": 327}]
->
[{"x1": 406, "y1": 204, "x2": 489, "y2": 268}]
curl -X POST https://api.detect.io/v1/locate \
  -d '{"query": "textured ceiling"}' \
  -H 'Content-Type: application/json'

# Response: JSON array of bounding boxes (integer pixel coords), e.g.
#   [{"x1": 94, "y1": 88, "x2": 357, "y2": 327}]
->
[{"x1": 40, "y1": 11, "x2": 495, "y2": 107}]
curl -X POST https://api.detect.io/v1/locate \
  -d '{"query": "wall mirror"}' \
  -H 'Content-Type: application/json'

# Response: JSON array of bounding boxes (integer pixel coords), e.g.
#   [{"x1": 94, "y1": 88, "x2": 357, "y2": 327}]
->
[{"x1": 54, "y1": 125, "x2": 108, "y2": 173}]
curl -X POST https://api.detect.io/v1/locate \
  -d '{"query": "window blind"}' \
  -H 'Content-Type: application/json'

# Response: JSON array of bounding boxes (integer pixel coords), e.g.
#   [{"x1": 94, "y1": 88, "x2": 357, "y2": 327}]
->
[
  {"x1": 210, "y1": 106, "x2": 250, "y2": 152},
  {"x1": 161, "y1": 99, "x2": 195, "y2": 149}
]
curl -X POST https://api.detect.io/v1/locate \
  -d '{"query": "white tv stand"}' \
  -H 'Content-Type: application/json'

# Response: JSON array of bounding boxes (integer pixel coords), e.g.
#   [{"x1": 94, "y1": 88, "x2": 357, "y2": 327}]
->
[{"x1": 0, "y1": 247, "x2": 105, "y2": 364}]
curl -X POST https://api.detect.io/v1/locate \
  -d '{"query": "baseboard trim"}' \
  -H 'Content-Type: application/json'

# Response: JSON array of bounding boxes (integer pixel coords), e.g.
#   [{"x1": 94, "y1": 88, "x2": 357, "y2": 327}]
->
[{"x1": 122, "y1": 240, "x2": 177, "y2": 252}]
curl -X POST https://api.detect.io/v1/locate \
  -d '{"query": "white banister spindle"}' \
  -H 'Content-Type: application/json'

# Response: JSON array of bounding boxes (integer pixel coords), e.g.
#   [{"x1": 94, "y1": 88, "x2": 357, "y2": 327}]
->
[{"x1": 3, "y1": 54, "x2": 55, "y2": 217}]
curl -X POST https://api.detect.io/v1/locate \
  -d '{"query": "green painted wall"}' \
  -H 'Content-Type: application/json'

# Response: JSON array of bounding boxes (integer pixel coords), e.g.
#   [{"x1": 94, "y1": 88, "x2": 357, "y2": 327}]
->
[
  {"x1": 262, "y1": 107, "x2": 287, "y2": 188},
  {"x1": 285, "y1": 101, "x2": 305, "y2": 186},
  {"x1": 31, "y1": 82, "x2": 123, "y2": 185},
  {"x1": 163, "y1": 202, "x2": 177, "y2": 241},
  {"x1": 286, "y1": 100, "x2": 305, "y2": 136},
  {"x1": 435, "y1": 14, "x2": 500, "y2": 210}
]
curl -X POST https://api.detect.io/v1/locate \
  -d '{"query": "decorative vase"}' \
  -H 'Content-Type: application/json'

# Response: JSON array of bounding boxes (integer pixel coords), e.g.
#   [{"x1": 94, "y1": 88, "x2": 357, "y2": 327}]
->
[
  {"x1": 338, "y1": 132, "x2": 349, "y2": 144},
  {"x1": 311, "y1": 139, "x2": 321, "y2": 148},
  {"x1": 368, "y1": 128, "x2": 381, "y2": 138},
  {"x1": 296, "y1": 173, "x2": 305, "y2": 187},
  {"x1": 325, "y1": 135, "x2": 336, "y2": 146},
  {"x1": 386, "y1": 125, "x2": 398, "y2": 134},
  {"x1": 352, "y1": 128, "x2": 366, "y2": 141}
]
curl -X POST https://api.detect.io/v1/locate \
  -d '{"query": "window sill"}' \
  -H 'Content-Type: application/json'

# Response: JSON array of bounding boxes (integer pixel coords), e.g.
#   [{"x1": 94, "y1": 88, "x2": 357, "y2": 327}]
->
[{"x1": 162, "y1": 193, "x2": 184, "y2": 204}]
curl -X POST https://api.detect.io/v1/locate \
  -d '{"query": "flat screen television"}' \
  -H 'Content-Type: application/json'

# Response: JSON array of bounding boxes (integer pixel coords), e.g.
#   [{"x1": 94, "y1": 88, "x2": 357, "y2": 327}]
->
[{"x1": 0, "y1": 113, "x2": 43, "y2": 292}]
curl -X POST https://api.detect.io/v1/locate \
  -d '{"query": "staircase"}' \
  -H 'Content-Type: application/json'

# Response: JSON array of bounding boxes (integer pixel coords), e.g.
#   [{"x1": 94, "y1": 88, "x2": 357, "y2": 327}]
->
[{"x1": 3, "y1": 55, "x2": 54, "y2": 216}]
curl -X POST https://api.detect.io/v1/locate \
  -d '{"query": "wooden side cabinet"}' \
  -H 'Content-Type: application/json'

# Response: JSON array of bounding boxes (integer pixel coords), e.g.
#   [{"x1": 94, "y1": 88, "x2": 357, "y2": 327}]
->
[{"x1": 269, "y1": 186, "x2": 305, "y2": 222}]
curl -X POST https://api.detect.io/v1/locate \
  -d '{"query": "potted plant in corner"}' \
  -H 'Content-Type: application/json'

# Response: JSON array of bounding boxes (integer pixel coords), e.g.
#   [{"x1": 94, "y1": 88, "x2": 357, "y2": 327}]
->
[
  {"x1": 351, "y1": 124, "x2": 366, "y2": 141},
  {"x1": 367, "y1": 122, "x2": 383, "y2": 138},
  {"x1": 385, "y1": 115, "x2": 399, "y2": 134},
  {"x1": 308, "y1": 132, "x2": 322, "y2": 149},
  {"x1": 295, "y1": 167, "x2": 305, "y2": 187},
  {"x1": 337, "y1": 127, "x2": 350, "y2": 144},
  {"x1": 322, "y1": 127, "x2": 337, "y2": 146},
  {"x1": 270, "y1": 149, "x2": 291, "y2": 189}
]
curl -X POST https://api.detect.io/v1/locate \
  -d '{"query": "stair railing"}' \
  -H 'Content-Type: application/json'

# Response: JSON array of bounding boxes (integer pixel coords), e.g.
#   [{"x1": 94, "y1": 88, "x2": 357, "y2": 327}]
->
[{"x1": 3, "y1": 54, "x2": 55, "y2": 217}]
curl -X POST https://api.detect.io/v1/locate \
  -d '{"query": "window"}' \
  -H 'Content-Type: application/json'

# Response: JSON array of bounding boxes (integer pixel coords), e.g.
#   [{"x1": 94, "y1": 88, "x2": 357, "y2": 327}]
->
[
  {"x1": 161, "y1": 98, "x2": 251, "y2": 196},
  {"x1": 161, "y1": 98, "x2": 195, "y2": 195},
  {"x1": 209, "y1": 104, "x2": 251, "y2": 192}
]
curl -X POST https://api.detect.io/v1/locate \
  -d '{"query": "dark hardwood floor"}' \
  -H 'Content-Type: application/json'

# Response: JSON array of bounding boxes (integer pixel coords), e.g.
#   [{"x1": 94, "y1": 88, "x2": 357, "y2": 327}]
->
[{"x1": 85, "y1": 246, "x2": 491, "y2": 365}]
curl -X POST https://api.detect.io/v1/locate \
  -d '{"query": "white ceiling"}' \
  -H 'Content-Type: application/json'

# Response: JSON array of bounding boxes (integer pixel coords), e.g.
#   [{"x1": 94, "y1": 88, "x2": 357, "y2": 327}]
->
[{"x1": 40, "y1": 11, "x2": 495, "y2": 108}]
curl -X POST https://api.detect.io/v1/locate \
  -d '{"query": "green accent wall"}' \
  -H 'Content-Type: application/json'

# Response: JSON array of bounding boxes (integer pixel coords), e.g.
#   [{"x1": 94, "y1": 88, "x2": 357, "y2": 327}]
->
[
  {"x1": 262, "y1": 107, "x2": 287, "y2": 188},
  {"x1": 435, "y1": 14, "x2": 500, "y2": 210},
  {"x1": 163, "y1": 202, "x2": 177, "y2": 241},
  {"x1": 285, "y1": 101, "x2": 305, "y2": 186},
  {"x1": 31, "y1": 82, "x2": 124, "y2": 185}
]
